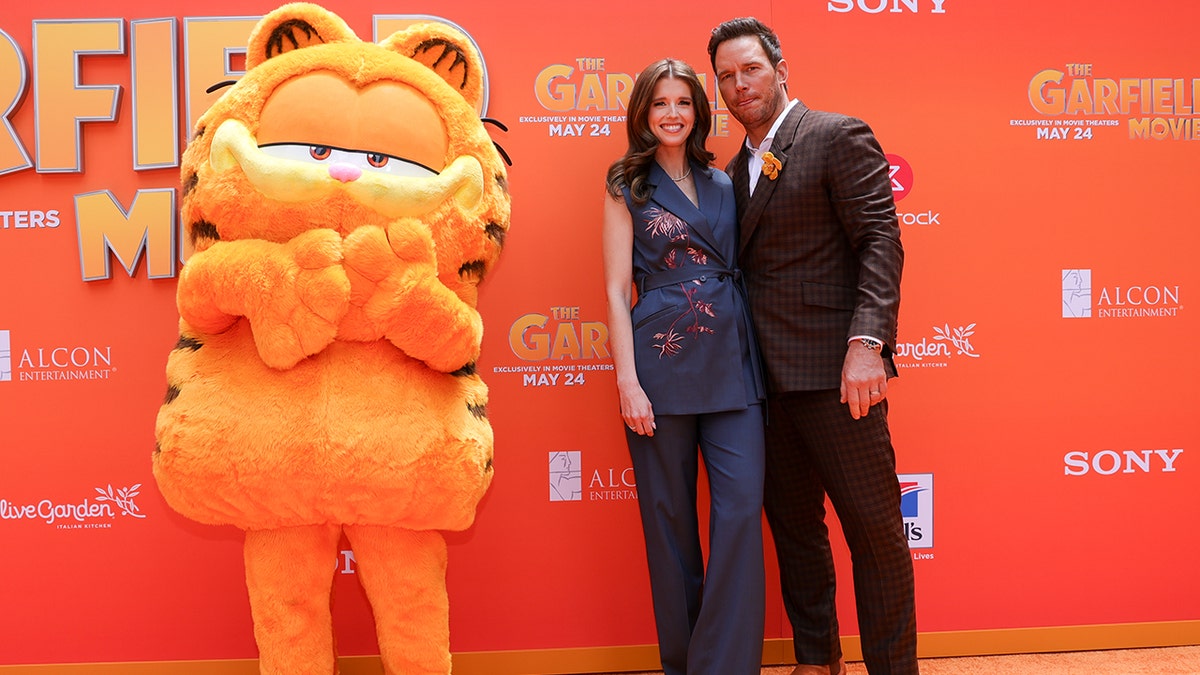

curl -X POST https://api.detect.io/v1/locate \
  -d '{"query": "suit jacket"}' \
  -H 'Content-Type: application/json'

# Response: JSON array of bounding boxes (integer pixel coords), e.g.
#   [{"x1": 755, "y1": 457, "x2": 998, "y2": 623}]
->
[
  {"x1": 726, "y1": 101, "x2": 903, "y2": 393},
  {"x1": 623, "y1": 162, "x2": 764, "y2": 415}
]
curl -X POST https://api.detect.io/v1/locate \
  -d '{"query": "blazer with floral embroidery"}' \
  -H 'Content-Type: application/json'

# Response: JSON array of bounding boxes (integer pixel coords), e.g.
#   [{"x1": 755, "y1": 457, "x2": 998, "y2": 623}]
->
[{"x1": 621, "y1": 161, "x2": 765, "y2": 415}]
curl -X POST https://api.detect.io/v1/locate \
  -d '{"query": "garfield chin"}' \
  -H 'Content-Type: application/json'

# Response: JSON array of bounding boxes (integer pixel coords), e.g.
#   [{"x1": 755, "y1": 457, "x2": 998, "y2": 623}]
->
[{"x1": 152, "y1": 4, "x2": 510, "y2": 673}]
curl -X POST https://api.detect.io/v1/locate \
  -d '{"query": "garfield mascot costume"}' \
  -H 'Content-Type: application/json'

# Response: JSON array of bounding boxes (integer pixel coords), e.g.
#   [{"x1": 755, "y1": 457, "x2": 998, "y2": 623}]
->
[{"x1": 152, "y1": 4, "x2": 510, "y2": 673}]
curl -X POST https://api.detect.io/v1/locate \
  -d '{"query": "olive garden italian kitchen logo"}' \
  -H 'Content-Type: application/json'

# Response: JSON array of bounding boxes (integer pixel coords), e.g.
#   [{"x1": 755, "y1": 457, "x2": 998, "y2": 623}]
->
[
  {"x1": 894, "y1": 323, "x2": 980, "y2": 369},
  {"x1": 1, "y1": 483, "x2": 147, "y2": 529}
]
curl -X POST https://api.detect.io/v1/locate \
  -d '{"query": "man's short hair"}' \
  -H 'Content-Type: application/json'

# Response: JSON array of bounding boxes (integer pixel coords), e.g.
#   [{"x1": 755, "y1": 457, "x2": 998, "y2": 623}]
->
[{"x1": 707, "y1": 17, "x2": 784, "y2": 71}]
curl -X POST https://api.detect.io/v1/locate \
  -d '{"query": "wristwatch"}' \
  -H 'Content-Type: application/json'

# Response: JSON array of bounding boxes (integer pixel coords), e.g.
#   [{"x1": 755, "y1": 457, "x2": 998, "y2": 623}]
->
[{"x1": 857, "y1": 337, "x2": 884, "y2": 352}]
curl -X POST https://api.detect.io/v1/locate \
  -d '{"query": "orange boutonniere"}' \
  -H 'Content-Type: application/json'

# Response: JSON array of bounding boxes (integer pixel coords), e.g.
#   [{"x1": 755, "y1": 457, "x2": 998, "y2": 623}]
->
[{"x1": 761, "y1": 151, "x2": 782, "y2": 180}]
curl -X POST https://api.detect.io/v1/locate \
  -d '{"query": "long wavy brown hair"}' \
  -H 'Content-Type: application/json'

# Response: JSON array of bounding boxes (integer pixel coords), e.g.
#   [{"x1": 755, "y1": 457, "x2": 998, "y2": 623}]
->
[{"x1": 605, "y1": 58, "x2": 714, "y2": 205}]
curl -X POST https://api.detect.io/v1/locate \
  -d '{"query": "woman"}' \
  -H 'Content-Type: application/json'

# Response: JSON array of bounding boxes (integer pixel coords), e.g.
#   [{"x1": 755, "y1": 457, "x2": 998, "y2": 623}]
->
[{"x1": 602, "y1": 58, "x2": 766, "y2": 675}]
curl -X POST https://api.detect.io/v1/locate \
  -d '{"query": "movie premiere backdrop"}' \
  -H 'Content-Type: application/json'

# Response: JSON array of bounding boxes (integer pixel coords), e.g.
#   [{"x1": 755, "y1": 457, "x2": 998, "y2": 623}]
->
[{"x1": 1, "y1": 0, "x2": 1197, "y2": 671}]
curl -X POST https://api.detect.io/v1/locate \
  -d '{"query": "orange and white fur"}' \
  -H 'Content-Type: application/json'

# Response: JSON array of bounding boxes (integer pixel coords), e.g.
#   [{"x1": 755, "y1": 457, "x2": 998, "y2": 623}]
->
[{"x1": 153, "y1": 4, "x2": 510, "y2": 673}]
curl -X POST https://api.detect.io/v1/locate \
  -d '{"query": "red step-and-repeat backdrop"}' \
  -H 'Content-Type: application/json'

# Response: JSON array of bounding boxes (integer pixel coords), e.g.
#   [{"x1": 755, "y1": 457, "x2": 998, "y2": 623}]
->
[{"x1": 1, "y1": 0, "x2": 1197, "y2": 668}]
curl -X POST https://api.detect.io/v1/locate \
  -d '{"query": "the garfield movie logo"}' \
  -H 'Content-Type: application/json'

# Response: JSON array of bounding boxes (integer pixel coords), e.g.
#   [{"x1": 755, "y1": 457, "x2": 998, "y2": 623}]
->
[
  {"x1": 1028, "y1": 63, "x2": 1200, "y2": 140},
  {"x1": 496, "y1": 306, "x2": 612, "y2": 388}
]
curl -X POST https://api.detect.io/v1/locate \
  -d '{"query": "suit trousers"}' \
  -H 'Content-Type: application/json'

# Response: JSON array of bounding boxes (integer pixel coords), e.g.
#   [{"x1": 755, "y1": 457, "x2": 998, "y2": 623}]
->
[
  {"x1": 764, "y1": 390, "x2": 917, "y2": 675},
  {"x1": 626, "y1": 404, "x2": 766, "y2": 675}
]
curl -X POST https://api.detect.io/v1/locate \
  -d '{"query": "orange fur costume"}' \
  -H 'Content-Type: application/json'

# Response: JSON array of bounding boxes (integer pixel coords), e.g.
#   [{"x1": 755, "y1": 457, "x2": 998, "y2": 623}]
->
[{"x1": 152, "y1": 4, "x2": 510, "y2": 673}]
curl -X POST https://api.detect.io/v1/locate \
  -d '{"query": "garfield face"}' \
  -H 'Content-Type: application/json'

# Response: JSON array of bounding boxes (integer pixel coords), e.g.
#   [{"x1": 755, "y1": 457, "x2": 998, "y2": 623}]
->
[
  {"x1": 181, "y1": 11, "x2": 510, "y2": 295},
  {"x1": 256, "y1": 71, "x2": 449, "y2": 175}
]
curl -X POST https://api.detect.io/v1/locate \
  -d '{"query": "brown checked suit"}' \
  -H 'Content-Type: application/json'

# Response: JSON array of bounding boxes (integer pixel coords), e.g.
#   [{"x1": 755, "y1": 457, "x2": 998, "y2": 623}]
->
[{"x1": 727, "y1": 100, "x2": 917, "y2": 674}]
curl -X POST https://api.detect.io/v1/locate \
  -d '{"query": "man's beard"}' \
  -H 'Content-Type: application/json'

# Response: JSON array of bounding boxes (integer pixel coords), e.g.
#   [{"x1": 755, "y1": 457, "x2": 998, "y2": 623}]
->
[{"x1": 730, "y1": 86, "x2": 785, "y2": 132}]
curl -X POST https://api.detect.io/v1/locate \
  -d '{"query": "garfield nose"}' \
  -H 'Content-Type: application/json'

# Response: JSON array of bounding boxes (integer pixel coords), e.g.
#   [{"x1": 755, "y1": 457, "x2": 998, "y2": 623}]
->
[{"x1": 329, "y1": 163, "x2": 361, "y2": 182}]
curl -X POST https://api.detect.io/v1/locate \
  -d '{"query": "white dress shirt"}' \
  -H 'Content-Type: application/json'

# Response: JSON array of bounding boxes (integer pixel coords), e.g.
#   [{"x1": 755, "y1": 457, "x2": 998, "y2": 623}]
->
[{"x1": 746, "y1": 98, "x2": 799, "y2": 196}]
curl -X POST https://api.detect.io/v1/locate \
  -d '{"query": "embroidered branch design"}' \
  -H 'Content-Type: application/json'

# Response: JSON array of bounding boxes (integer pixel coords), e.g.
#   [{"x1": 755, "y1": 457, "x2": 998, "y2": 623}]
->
[
  {"x1": 643, "y1": 207, "x2": 717, "y2": 357},
  {"x1": 646, "y1": 207, "x2": 688, "y2": 242}
]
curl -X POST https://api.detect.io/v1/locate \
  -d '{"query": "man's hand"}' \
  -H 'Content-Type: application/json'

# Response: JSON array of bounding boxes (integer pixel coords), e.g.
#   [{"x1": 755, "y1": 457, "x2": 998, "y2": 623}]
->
[{"x1": 840, "y1": 339, "x2": 888, "y2": 420}]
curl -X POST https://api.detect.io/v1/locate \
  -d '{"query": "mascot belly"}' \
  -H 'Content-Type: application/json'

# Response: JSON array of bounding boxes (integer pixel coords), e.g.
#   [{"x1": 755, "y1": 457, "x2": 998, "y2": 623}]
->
[{"x1": 152, "y1": 4, "x2": 510, "y2": 674}]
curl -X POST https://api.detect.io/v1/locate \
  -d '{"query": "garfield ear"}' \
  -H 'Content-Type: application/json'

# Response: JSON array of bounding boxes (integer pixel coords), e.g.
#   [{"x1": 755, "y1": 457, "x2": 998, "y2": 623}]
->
[
  {"x1": 245, "y1": 2, "x2": 357, "y2": 70},
  {"x1": 382, "y1": 23, "x2": 486, "y2": 112}
]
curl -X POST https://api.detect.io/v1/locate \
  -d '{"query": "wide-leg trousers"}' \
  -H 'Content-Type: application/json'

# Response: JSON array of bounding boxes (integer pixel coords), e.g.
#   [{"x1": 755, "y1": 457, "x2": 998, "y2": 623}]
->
[
  {"x1": 764, "y1": 390, "x2": 917, "y2": 675},
  {"x1": 626, "y1": 404, "x2": 766, "y2": 675}
]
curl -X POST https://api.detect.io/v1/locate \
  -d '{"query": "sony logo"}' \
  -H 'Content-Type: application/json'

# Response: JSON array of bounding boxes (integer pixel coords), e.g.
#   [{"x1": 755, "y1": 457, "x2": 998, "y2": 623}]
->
[
  {"x1": 1063, "y1": 449, "x2": 1183, "y2": 476},
  {"x1": 828, "y1": 0, "x2": 948, "y2": 13}
]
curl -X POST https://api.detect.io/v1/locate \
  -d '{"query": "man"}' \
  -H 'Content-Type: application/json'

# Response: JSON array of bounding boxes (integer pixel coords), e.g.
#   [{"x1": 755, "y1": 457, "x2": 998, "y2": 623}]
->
[{"x1": 707, "y1": 17, "x2": 917, "y2": 675}]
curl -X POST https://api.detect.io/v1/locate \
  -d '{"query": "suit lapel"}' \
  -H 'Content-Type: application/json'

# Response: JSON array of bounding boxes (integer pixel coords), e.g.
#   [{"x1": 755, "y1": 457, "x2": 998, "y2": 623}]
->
[
  {"x1": 648, "y1": 162, "x2": 724, "y2": 260},
  {"x1": 736, "y1": 103, "x2": 809, "y2": 254},
  {"x1": 729, "y1": 147, "x2": 751, "y2": 210},
  {"x1": 691, "y1": 167, "x2": 726, "y2": 260}
]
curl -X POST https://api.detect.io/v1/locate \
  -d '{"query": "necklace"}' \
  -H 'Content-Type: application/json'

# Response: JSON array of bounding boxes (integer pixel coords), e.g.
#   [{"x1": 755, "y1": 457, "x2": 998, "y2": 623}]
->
[{"x1": 670, "y1": 166, "x2": 692, "y2": 182}]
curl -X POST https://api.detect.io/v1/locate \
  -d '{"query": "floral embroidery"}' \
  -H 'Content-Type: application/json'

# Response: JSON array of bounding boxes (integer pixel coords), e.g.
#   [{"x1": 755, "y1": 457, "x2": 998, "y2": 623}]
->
[
  {"x1": 655, "y1": 329, "x2": 685, "y2": 357},
  {"x1": 652, "y1": 284, "x2": 716, "y2": 357},
  {"x1": 642, "y1": 207, "x2": 717, "y2": 358},
  {"x1": 646, "y1": 207, "x2": 688, "y2": 241},
  {"x1": 761, "y1": 151, "x2": 782, "y2": 180}
]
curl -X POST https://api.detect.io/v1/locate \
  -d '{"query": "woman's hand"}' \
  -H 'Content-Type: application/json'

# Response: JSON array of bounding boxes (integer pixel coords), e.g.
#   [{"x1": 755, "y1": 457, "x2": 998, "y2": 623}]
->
[{"x1": 619, "y1": 381, "x2": 656, "y2": 436}]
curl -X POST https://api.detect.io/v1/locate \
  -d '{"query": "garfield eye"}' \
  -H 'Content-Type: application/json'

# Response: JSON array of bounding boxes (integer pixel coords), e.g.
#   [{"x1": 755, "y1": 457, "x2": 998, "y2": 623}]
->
[{"x1": 258, "y1": 143, "x2": 437, "y2": 178}]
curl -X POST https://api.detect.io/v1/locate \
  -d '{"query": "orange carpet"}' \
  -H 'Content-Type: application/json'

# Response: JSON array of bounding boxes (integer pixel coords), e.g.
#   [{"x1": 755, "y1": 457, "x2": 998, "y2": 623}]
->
[
  {"x1": 597, "y1": 645, "x2": 1200, "y2": 675},
  {"x1": 840, "y1": 645, "x2": 1200, "y2": 674}
]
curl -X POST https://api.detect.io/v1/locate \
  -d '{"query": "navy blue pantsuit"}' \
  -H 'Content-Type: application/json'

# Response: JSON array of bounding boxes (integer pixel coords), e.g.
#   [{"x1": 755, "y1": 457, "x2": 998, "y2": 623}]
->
[
  {"x1": 618, "y1": 161, "x2": 767, "y2": 675},
  {"x1": 627, "y1": 405, "x2": 765, "y2": 675}
]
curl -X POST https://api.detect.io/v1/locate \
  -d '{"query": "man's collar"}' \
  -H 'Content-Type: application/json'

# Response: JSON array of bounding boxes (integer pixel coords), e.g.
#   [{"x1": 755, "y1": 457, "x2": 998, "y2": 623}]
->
[{"x1": 745, "y1": 98, "x2": 800, "y2": 154}]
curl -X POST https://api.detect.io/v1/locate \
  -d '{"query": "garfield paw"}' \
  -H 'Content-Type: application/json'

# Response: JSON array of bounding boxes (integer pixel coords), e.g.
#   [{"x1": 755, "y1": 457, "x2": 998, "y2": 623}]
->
[
  {"x1": 384, "y1": 217, "x2": 437, "y2": 265},
  {"x1": 290, "y1": 227, "x2": 344, "y2": 271},
  {"x1": 249, "y1": 232, "x2": 350, "y2": 368},
  {"x1": 342, "y1": 224, "x2": 423, "y2": 340}
]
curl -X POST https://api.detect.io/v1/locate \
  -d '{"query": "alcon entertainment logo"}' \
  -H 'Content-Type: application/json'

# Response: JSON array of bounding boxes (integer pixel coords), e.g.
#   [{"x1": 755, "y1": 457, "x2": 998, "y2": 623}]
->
[
  {"x1": 0, "y1": 330, "x2": 117, "y2": 382},
  {"x1": 1063, "y1": 268, "x2": 1182, "y2": 318},
  {"x1": 1062, "y1": 269, "x2": 1093, "y2": 317},
  {"x1": 550, "y1": 451, "x2": 582, "y2": 502},
  {"x1": 899, "y1": 473, "x2": 934, "y2": 555},
  {"x1": 549, "y1": 451, "x2": 637, "y2": 503},
  {"x1": 0, "y1": 330, "x2": 11, "y2": 381}
]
